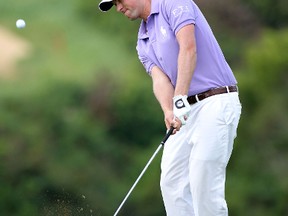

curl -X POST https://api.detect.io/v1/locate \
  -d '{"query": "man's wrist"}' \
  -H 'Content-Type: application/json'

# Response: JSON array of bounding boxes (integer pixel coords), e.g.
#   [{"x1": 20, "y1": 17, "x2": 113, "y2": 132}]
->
[
  {"x1": 173, "y1": 95, "x2": 188, "y2": 109},
  {"x1": 172, "y1": 95, "x2": 191, "y2": 125}
]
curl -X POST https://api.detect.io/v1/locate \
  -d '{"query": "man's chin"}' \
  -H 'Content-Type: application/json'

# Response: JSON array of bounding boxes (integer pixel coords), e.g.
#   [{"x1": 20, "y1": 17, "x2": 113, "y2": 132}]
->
[
  {"x1": 124, "y1": 12, "x2": 137, "y2": 21},
  {"x1": 126, "y1": 16, "x2": 137, "y2": 21}
]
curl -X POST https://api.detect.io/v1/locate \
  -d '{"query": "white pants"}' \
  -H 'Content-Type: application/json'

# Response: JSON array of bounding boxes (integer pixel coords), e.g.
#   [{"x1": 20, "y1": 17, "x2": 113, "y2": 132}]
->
[{"x1": 160, "y1": 92, "x2": 241, "y2": 216}]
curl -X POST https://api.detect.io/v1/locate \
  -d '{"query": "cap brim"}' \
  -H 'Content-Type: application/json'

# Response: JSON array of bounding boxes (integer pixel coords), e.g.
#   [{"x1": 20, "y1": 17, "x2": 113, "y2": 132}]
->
[{"x1": 99, "y1": 0, "x2": 114, "y2": 12}]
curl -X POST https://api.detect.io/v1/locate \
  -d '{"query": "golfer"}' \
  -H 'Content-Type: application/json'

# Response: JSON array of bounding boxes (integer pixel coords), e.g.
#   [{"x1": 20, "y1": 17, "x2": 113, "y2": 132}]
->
[{"x1": 99, "y1": 0, "x2": 242, "y2": 215}]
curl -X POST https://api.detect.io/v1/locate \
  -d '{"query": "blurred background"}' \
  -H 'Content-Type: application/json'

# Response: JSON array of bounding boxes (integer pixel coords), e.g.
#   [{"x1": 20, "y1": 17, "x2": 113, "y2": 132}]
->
[{"x1": 0, "y1": 0, "x2": 287, "y2": 215}]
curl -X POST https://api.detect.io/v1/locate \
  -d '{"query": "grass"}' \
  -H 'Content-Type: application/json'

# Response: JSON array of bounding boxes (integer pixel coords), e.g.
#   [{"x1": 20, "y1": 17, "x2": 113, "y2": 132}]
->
[{"x1": 0, "y1": 0, "x2": 141, "y2": 96}]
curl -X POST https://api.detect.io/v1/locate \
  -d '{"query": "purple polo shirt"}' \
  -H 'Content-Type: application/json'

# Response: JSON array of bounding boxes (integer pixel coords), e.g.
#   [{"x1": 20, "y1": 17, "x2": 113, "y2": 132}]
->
[{"x1": 136, "y1": 0, "x2": 237, "y2": 96}]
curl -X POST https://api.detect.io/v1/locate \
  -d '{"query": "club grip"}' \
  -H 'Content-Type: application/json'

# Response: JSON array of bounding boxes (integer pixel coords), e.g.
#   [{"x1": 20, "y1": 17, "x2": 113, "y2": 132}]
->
[{"x1": 160, "y1": 126, "x2": 174, "y2": 146}]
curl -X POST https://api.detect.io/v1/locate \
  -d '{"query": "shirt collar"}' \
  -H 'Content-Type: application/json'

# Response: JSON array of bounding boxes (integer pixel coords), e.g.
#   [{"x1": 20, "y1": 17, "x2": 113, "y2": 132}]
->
[
  {"x1": 150, "y1": 0, "x2": 160, "y2": 16},
  {"x1": 138, "y1": 0, "x2": 160, "y2": 39}
]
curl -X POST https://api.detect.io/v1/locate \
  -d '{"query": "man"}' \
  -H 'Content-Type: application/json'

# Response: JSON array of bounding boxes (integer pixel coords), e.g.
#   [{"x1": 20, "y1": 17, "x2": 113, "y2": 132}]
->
[{"x1": 98, "y1": 0, "x2": 242, "y2": 215}]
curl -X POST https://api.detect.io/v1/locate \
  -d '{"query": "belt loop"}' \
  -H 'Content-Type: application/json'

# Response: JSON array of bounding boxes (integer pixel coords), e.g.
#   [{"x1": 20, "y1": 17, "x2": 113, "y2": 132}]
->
[
  {"x1": 226, "y1": 86, "x2": 230, "y2": 93},
  {"x1": 195, "y1": 94, "x2": 200, "y2": 102}
]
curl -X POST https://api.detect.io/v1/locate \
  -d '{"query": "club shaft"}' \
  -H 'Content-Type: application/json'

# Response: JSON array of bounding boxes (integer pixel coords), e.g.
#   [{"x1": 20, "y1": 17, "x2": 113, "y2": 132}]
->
[
  {"x1": 113, "y1": 127, "x2": 174, "y2": 216},
  {"x1": 113, "y1": 144, "x2": 163, "y2": 216}
]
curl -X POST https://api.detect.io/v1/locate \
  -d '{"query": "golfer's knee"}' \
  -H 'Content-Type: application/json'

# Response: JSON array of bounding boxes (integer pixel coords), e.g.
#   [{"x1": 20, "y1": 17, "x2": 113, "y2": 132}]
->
[
  {"x1": 160, "y1": 174, "x2": 175, "y2": 194},
  {"x1": 160, "y1": 175, "x2": 169, "y2": 190}
]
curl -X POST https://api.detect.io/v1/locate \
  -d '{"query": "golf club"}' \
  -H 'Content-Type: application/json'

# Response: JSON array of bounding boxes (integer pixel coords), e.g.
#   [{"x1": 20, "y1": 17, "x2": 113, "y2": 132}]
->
[{"x1": 113, "y1": 126, "x2": 174, "y2": 216}]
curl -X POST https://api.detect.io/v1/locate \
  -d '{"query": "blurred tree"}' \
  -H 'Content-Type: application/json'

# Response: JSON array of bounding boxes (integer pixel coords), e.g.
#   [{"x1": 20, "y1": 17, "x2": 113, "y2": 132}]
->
[
  {"x1": 240, "y1": 0, "x2": 288, "y2": 28},
  {"x1": 227, "y1": 29, "x2": 288, "y2": 216}
]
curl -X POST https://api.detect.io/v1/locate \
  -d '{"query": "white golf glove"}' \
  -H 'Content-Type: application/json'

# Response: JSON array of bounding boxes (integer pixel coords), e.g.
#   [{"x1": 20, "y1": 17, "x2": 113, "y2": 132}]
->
[{"x1": 173, "y1": 95, "x2": 191, "y2": 125}]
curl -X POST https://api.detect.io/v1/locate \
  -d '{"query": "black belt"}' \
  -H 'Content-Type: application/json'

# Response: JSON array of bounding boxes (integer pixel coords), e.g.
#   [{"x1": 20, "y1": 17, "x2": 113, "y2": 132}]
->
[{"x1": 187, "y1": 86, "x2": 238, "y2": 105}]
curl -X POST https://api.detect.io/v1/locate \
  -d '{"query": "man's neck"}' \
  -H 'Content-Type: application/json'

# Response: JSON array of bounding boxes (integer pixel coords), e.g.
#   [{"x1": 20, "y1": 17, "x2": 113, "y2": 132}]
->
[{"x1": 141, "y1": 0, "x2": 151, "y2": 21}]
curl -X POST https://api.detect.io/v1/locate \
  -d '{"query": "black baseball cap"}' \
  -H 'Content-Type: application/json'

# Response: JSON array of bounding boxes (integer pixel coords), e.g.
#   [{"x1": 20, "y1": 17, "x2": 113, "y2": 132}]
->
[{"x1": 99, "y1": 0, "x2": 114, "y2": 12}]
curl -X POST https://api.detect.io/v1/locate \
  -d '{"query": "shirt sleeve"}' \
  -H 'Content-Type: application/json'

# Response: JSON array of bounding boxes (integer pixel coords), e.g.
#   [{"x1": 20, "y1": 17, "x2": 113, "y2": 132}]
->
[
  {"x1": 163, "y1": 0, "x2": 196, "y2": 35},
  {"x1": 136, "y1": 43, "x2": 155, "y2": 75}
]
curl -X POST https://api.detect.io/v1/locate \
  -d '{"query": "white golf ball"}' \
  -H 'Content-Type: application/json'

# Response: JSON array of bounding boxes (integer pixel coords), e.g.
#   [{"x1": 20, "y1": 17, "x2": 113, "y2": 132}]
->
[{"x1": 16, "y1": 19, "x2": 26, "y2": 29}]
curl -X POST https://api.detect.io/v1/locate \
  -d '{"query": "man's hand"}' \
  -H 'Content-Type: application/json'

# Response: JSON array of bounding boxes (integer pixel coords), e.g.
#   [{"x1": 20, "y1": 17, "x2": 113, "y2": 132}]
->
[{"x1": 173, "y1": 95, "x2": 191, "y2": 125}]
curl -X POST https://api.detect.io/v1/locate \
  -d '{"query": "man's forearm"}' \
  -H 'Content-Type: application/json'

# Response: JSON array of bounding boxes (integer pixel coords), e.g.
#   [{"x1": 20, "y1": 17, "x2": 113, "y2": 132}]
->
[
  {"x1": 175, "y1": 24, "x2": 197, "y2": 96},
  {"x1": 175, "y1": 48, "x2": 196, "y2": 96},
  {"x1": 151, "y1": 66, "x2": 174, "y2": 114}
]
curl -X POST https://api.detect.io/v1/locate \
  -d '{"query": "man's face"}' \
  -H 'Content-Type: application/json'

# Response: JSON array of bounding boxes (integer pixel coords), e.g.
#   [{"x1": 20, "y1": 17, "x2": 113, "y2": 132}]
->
[{"x1": 113, "y1": 0, "x2": 141, "y2": 20}]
